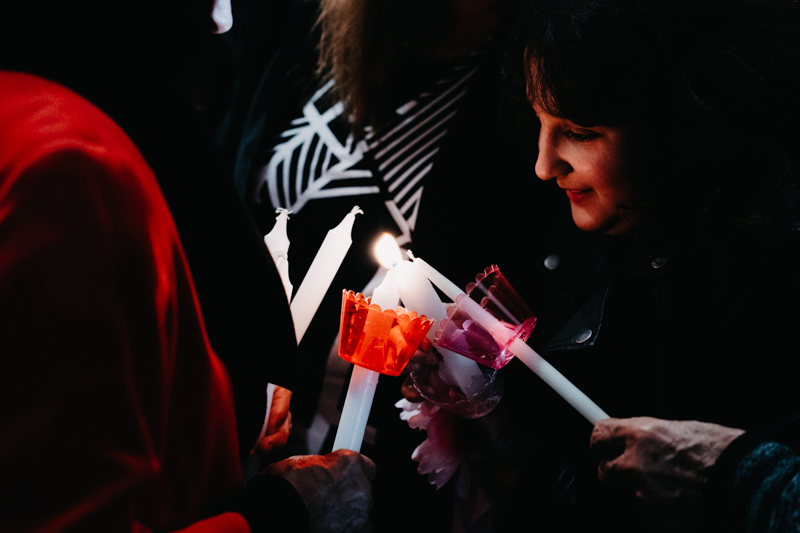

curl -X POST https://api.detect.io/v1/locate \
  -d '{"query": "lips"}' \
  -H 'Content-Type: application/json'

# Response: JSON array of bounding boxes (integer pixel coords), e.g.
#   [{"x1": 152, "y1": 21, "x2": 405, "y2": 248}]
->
[{"x1": 564, "y1": 188, "x2": 592, "y2": 203}]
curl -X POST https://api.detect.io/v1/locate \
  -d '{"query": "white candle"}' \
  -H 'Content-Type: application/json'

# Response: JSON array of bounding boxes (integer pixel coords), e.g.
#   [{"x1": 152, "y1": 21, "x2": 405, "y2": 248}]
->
[
  {"x1": 407, "y1": 251, "x2": 464, "y2": 302},
  {"x1": 456, "y1": 296, "x2": 608, "y2": 424},
  {"x1": 332, "y1": 366, "x2": 380, "y2": 452},
  {"x1": 393, "y1": 260, "x2": 484, "y2": 398},
  {"x1": 253, "y1": 209, "x2": 294, "y2": 461},
  {"x1": 410, "y1": 253, "x2": 609, "y2": 424},
  {"x1": 370, "y1": 268, "x2": 399, "y2": 312},
  {"x1": 290, "y1": 206, "x2": 363, "y2": 343},
  {"x1": 264, "y1": 208, "x2": 293, "y2": 301},
  {"x1": 333, "y1": 257, "x2": 400, "y2": 452},
  {"x1": 510, "y1": 337, "x2": 609, "y2": 423}
]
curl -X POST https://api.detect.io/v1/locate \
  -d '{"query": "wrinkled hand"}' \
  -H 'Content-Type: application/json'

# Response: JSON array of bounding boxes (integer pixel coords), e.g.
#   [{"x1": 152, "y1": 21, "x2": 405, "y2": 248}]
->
[
  {"x1": 591, "y1": 417, "x2": 744, "y2": 530},
  {"x1": 254, "y1": 385, "x2": 292, "y2": 457},
  {"x1": 264, "y1": 449, "x2": 376, "y2": 533}
]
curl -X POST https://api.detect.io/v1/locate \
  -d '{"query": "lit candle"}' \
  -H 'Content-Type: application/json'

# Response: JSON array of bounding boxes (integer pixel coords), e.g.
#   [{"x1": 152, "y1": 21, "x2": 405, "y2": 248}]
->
[
  {"x1": 333, "y1": 235, "x2": 411, "y2": 452},
  {"x1": 372, "y1": 238, "x2": 484, "y2": 398},
  {"x1": 257, "y1": 209, "x2": 293, "y2": 449},
  {"x1": 333, "y1": 267, "x2": 399, "y2": 453},
  {"x1": 290, "y1": 206, "x2": 363, "y2": 343},
  {"x1": 410, "y1": 253, "x2": 609, "y2": 424}
]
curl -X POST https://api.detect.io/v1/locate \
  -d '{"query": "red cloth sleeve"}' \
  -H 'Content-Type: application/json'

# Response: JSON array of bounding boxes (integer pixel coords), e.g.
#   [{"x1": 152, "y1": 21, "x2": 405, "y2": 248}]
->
[{"x1": 0, "y1": 72, "x2": 247, "y2": 532}]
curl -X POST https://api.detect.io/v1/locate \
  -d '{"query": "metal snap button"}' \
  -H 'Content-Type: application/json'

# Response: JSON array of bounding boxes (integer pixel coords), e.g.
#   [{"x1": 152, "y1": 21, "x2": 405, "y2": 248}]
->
[
  {"x1": 651, "y1": 257, "x2": 669, "y2": 269},
  {"x1": 575, "y1": 329, "x2": 592, "y2": 344},
  {"x1": 544, "y1": 254, "x2": 560, "y2": 270}
]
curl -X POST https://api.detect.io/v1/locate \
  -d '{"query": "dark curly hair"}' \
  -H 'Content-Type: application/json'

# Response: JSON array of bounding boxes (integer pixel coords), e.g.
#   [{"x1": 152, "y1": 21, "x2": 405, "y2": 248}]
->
[{"x1": 504, "y1": 0, "x2": 800, "y2": 249}]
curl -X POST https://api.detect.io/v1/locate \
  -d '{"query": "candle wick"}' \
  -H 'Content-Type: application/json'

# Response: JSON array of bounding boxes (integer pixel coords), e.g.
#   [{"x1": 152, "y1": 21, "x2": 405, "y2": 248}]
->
[
  {"x1": 350, "y1": 206, "x2": 364, "y2": 216},
  {"x1": 406, "y1": 249, "x2": 416, "y2": 260}
]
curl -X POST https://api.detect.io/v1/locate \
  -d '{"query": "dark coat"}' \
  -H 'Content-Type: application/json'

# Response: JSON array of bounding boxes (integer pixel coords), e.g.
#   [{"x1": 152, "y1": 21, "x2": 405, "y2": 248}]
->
[{"x1": 499, "y1": 216, "x2": 800, "y2": 532}]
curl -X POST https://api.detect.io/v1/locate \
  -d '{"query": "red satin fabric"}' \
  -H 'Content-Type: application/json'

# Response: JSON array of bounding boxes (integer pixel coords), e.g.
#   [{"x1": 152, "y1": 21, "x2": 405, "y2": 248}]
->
[{"x1": 0, "y1": 72, "x2": 246, "y2": 533}]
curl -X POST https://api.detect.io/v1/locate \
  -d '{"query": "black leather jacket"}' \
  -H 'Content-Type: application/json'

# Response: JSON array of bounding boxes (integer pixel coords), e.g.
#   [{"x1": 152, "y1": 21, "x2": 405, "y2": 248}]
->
[{"x1": 498, "y1": 218, "x2": 800, "y2": 532}]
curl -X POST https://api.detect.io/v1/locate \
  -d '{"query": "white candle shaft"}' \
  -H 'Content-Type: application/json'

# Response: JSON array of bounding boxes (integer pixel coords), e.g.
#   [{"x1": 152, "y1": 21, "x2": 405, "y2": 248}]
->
[
  {"x1": 394, "y1": 261, "x2": 484, "y2": 397},
  {"x1": 332, "y1": 268, "x2": 398, "y2": 452},
  {"x1": 510, "y1": 338, "x2": 609, "y2": 424},
  {"x1": 455, "y1": 296, "x2": 608, "y2": 423},
  {"x1": 263, "y1": 209, "x2": 290, "y2": 259},
  {"x1": 411, "y1": 252, "x2": 608, "y2": 423},
  {"x1": 370, "y1": 269, "x2": 399, "y2": 310},
  {"x1": 409, "y1": 256, "x2": 464, "y2": 301},
  {"x1": 456, "y1": 298, "x2": 608, "y2": 423},
  {"x1": 290, "y1": 207, "x2": 360, "y2": 343},
  {"x1": 260, "y1": 210, "x2": 292, "y2": 450},
  {"x1": 333, "y1": 366, "x2": 380, "y2": 452},
  {"x1": 264, "y1": 209, "x2": 293, "y2": 302},
  {"x1": 273, "y1": 258, "x2": 293, "y2": 302}
]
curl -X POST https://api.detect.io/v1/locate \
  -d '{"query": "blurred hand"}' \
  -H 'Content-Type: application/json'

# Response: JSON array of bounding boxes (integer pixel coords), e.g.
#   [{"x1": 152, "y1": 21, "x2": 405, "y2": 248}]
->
[
  {"x1": 591, "y1": 417, "x2": 744, "y2": 530},
  {"x1": 264, "y1": 449, "x2": 376, "y2": 533},
  {"x1": 254, "y1": 385, "x2": 292, "y2": 457}
]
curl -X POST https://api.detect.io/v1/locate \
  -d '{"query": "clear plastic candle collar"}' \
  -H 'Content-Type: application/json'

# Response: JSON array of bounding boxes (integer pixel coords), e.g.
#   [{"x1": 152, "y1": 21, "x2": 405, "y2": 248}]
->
[{"x1": 435, "y1": 265, "x2": 536, "y2": 370}]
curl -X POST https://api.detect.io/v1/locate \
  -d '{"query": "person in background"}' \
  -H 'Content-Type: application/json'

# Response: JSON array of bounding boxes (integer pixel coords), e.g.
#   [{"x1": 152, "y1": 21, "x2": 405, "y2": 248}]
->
[
  {"x1": 217, "y1": 1, "x2": 567, "y2": 529},
  {"x1": 485, "y1": 0, "x2": 800, "y2": 531},
  {"x1": 0, "y1": 1, "x2": 375, "y2": 531}
]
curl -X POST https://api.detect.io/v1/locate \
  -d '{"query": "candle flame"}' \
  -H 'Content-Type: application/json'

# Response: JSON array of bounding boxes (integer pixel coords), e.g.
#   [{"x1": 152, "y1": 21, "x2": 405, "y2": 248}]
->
[{"x1": 375, "y1": 233, "x2": 402, "y2": 269}]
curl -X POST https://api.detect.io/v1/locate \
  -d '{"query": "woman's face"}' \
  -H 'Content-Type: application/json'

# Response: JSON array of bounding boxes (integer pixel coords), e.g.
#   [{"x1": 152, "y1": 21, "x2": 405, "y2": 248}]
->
[{"x1": 533, "y1": 104, "x2": 641, "y2": 235}]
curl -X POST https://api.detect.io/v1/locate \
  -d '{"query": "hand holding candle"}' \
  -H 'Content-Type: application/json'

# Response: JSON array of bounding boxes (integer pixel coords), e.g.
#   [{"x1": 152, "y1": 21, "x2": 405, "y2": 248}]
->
[{"x1": 254, "y1": 208, "x2": 360, "y2": 460}]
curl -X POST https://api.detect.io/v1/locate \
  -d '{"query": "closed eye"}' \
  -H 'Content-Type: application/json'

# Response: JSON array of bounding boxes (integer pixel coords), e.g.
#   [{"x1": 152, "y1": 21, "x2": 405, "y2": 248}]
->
[{"x1": 564, "y1": 129, "x2": 600, "y2": 143}]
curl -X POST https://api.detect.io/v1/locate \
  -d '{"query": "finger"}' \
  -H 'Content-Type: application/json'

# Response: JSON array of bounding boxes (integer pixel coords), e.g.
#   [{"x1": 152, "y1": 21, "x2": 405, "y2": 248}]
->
[
  {"x1": 267, "y1": 386, "x2": 292, "y2": 432},
  {"x1": 261, "y1": 454, "x2": 305, "y2": 477},
  {"x1": 256, "y1": 412, "x2": 292, "y2": 455},
  {"x1": 590, "y1": 418, "x2": 629, "y2": 460},
  {"x1": 597, "y1": 453, "x2": 636, "y2": 488},
  {"x1": 267, "y1": 404, "x2": 292, "y2": 435},
  {"x1": 272, "y1": 410, "x2": 292, "y2": 439},
  {"x1": 331, "y1": 449, "x2": 378, "y2": 480},
  {"x1": 359, "y1": 454, "x2": 377, "y2": 481}
]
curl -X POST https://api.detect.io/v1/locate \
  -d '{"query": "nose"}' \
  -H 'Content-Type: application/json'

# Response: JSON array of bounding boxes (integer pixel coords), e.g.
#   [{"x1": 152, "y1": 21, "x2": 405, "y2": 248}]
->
[{"x1": 535, "y1": 129, "x2": 571, "y2": 182}]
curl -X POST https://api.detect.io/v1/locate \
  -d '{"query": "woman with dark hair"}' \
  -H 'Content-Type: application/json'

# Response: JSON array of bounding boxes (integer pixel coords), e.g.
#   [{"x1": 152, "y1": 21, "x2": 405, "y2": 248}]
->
[{"x1": 487, "y1": 0, "x2": 800, "y2": 531}]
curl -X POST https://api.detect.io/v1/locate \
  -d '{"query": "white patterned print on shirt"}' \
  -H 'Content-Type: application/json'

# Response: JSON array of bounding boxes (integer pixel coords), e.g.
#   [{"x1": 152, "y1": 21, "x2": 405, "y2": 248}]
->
[{"x1": 252, "y1": 62, "x2": 479, "y2": 246}]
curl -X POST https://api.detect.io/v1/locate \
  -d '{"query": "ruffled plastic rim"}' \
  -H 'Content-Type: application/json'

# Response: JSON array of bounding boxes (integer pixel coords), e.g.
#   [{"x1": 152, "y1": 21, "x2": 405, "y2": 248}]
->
[
  {"x1": 343, "y1": 290, "x2": 434, "y2": 327},
  {"x1": 465, "y1": 265, "x2": 536, "y2": 341}
]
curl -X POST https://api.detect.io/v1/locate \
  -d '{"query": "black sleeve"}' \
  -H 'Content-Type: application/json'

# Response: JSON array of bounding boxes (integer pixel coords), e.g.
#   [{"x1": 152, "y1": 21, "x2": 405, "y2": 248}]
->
[{"x1": 704, "y1": 432, "x2": 800, "y2": 533}]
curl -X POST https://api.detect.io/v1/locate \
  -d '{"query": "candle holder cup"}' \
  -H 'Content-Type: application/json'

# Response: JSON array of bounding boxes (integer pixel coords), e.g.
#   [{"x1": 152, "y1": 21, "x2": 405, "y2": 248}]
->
[
  {"x1": 339, "y1": 290, "x2": 433, "y2": 376},
  {"x1": 409, "y1": 356, "x2": 504, "y2": 418},
  {"x1": 435, "y1": 265, "x2": 536, "y2": 370}
]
